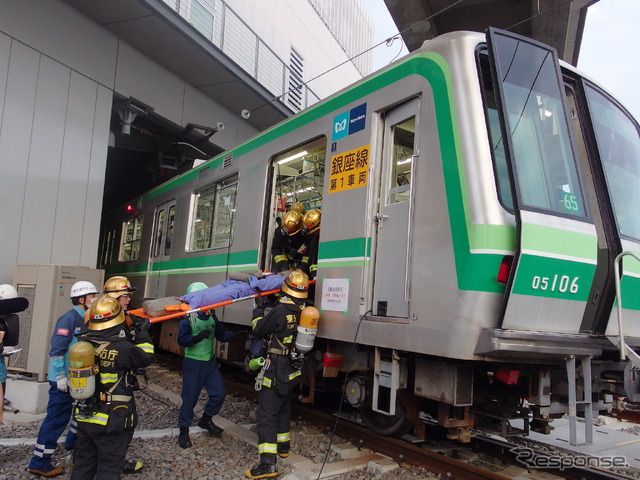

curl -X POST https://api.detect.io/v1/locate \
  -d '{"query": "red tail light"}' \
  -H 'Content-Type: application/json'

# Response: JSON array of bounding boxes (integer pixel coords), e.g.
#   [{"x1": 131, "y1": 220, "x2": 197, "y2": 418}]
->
[{"x1": 497, "y1": 255, "x2": 514, "y2": 284}]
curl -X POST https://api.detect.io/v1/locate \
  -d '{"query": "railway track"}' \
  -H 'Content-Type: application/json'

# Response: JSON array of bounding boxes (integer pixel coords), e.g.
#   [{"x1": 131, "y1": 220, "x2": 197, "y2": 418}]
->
[{"x1": 155, "y1": 353, "x2": 640, "y2": 480}]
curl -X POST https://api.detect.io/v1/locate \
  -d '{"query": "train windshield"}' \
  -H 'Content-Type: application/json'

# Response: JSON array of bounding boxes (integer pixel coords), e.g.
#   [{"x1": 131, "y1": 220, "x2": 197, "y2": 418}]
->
[
  {"x1": 584, "y1": 84, "x2": 640, "y2": 240},
  {"x1": 486, "y1": 32, "x2": 586, "y2": 217}
]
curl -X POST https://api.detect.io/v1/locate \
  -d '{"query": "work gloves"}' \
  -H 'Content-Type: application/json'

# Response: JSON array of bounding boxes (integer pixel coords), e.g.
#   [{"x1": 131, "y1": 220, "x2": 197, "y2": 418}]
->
[
  {"x1": 193, "y1": 329, "x2": 212, "y2": 343},
  {"x1": 56, "y1": 375, "x2": 69, "y2": 392}
]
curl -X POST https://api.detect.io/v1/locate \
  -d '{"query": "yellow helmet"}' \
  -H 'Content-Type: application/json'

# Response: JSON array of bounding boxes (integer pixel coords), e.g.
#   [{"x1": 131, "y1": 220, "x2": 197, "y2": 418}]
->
[
  {"x1": 281, "y1": 269, "x2": 309, "y2": 299},
  {"x1": 302, "y1": 209, "x2": 321, "y2": 234},
  {"x1": 289, "y1": 202, "x2": 306, "y2": 215},
  {"x1": 103, "y1": 276, "x2": 137, "y2": 299},
  {"x1": 281, "y1": 210, "x2": 302, "y2": 236},
  {"x1": 87, "y1": 295, "x2": 125, "y2": 331}
]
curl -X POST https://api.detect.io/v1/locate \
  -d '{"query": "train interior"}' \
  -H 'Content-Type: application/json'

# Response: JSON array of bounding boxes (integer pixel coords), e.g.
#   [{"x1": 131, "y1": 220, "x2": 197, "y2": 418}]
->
[{"x1": 263, "y1": 137, "x2": 326, "y2": 276}]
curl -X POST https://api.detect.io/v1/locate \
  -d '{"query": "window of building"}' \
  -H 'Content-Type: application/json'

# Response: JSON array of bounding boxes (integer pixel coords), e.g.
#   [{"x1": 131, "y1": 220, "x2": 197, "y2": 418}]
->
[
  {"x1": 119, "y1": 214, "x2": 144, "y2": 262},
  {"x1": 189, "y1": 175, "x2": 238, "y2": 251}
]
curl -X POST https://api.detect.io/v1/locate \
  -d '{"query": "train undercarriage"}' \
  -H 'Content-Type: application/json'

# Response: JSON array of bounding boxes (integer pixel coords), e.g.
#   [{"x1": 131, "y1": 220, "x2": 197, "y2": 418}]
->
[{"x1": 297, "y1": 341, "x2": 640, "y2": 445}]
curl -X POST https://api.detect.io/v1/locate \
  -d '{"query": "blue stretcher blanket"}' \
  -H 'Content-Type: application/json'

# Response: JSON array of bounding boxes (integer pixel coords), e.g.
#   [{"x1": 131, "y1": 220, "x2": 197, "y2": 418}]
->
[{"x1": 179, "y1": 276, "x2": 285, "y2": 309}]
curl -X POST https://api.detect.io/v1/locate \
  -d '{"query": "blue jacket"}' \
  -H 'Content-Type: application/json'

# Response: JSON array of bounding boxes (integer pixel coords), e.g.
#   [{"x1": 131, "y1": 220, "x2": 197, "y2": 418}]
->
[{"x1": 47, "y1": 306, "x2": 84, "y2": 382}]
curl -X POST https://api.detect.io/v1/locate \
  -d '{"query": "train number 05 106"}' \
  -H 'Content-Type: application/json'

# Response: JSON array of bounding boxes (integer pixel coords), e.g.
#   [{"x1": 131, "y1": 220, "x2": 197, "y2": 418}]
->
[{"x1": 531, "y1": 275, "x2": 579, "y2": 294}]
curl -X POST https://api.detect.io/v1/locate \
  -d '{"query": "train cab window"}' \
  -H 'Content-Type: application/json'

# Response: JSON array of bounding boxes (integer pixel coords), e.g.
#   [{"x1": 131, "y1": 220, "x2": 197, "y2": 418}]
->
[
  {"x1": 585, "y1": 84, "x2": 640, "y2": 240},
  {"x1": 479, "y1": 47, "x2": 585, "y2": 217},
  {"x1": 388, "y1": 117, "x2": 415, "y2": 204},
  {"x1": 118, "y1": 214, "x2": 143, "y2": 262},
  {"x1": 189, "y1": 175, "x2": 238, "y2": 251}
]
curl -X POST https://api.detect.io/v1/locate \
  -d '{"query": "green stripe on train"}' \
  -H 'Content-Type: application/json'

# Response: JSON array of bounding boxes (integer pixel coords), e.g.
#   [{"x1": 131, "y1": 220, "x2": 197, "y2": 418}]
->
[
  {"x1": 128, "y1": 53, "x2": 504, "y2": 293},
  {"x1": 108, "y1": 238, "x2": 372, "y2": 277},
  {"x1": 511, "y1": 255, "x2": 595, "y2": 301}
]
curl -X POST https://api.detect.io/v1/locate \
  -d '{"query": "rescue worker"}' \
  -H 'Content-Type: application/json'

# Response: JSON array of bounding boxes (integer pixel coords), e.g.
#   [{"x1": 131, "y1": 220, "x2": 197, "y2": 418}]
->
[
  {"x1": 70, "y1": 295, "x2": 155, "y2": 480},
  {"x1": 246, "y1": 270, "x2": 309, "y2": 479},
  {"x1": 299, "y1": 209, "x2": 321, "y2": 280},
  {"x1": 28, "y1": 281, "x2": 98, "y2": 478},
  {"x1": 271, "y1": 210, "x2": 305, "y2": 274},
  {"x1": 101, "y1": 275, "x2": 146, "y2": 475},
  {"x1": 177, "y1": 281, "x2": 244, "y2": 448},
  {"x1": 103, "y1": 276, "x2": 137, "y2": 321}
]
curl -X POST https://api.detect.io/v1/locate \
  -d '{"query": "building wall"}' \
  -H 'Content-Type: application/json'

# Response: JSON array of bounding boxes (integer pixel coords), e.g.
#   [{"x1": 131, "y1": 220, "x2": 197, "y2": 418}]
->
[
  {"x1": 222, "y1": 0, "x2": 371, "y2": 101},
  {"x1": 0, "y1": 0, "x2": 257, "y2": 284}
]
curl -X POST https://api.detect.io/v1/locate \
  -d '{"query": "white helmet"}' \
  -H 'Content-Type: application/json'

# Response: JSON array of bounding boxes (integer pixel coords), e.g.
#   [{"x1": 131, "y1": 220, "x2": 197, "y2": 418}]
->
[
  {"x1": 70, "y1": 281, "x2": 98, "y2": 299},
  {"x1": 0, "y1": 284, "x2": 18, "y2": 300}
]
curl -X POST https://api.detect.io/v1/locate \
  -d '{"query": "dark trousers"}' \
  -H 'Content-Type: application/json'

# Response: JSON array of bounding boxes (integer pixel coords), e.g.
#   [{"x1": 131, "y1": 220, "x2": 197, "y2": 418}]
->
[
  {"x1": 70, "y1": 422, "x2": 130, "y2": 480},
  {"x1": 255, "y1": 359, "x2": 294, "y2": 464},
  {"x1": 29, "y1": 381, "x2": 77, "y2": 470},
  {"x1": 178, "y1": 356, "x2": 225, "y2": 428}
]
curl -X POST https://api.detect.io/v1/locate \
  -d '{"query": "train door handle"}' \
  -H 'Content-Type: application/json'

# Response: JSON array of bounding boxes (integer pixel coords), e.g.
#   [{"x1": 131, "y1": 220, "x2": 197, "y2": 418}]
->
[{"x1": 375, "y1": 213, "x2": 389, "y2": 221}]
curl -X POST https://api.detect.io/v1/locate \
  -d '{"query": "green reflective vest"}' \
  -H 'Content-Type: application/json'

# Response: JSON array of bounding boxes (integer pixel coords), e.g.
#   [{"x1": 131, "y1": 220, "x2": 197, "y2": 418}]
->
[{"x1": 185, "y1": 313, "x2": 216, "y2": 361}]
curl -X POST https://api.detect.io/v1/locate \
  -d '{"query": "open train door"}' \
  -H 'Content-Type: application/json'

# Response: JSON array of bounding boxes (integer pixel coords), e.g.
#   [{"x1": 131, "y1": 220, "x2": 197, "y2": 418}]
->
[
  {"x1": 486, "y1": 28, "x2": 598, "y2": 334},
  {"x1": 145, "y1": 200, "x2": 175, "y2": 299}
]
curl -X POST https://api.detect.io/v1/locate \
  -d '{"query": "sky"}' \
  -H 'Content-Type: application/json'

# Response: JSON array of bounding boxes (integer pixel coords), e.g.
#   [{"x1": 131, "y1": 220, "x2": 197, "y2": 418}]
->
[{"x1": 365, "y1": 0, "x2": 640, "y2": 122}]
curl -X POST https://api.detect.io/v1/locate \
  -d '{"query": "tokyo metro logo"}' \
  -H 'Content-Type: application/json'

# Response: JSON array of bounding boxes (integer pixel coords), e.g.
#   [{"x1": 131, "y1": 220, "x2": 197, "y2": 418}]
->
[{"x1": 332, "y1": 103, "x2": 367, "y2": 141}]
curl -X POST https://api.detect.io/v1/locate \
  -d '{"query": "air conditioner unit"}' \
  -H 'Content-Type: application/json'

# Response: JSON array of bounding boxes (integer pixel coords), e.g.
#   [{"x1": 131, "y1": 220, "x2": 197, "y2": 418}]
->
[{"x1": 12, "y1": 265, "x2": 104, "y2": 381}]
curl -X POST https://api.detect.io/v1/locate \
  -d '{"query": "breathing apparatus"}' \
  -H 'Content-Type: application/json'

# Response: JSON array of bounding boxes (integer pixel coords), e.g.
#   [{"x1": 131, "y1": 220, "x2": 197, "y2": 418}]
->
[
  {"x1": 290, "y1": 306, "x2": 320, "y2": 369},
  {"x1": 68, "y1": 340, "x2": 100, "y2": 414}
]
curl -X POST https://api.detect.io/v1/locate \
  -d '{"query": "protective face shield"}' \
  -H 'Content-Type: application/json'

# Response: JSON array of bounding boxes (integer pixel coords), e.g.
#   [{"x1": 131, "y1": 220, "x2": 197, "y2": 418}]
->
[
  {"x1": 302, "y1": 209, "x2": 321, "y2": 234},
  {"x1": 187, "y1": 282, "x2": 208, "y2": 293},
  {"x1": 103, "y1": 276, "x2": 137, "y2": 299},
  {"x1": 280, "y1": 269, "x2": 309, "y2": 299},
  {"x1": 280, "y1": 210, "x2": 302, "y2": 236},
  {"x1": 87, "y1": 295, "x2": 126, "y2": 331},
  {"x1": 70, "y1": 281, "x2": 99, "y2": 299}
]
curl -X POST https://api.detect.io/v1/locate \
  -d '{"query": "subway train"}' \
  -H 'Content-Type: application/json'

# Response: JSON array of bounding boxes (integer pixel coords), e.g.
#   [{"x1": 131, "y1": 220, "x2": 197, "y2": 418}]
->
[{"x1": 99, "y1": 28, "x2": 640, "y2": 442}]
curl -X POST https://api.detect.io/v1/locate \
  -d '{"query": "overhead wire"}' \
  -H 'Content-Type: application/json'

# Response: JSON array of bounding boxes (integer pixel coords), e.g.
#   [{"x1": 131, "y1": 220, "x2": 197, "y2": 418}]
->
[{"x1": 216, "y1": 0, "x2": 464, "y2": 129}]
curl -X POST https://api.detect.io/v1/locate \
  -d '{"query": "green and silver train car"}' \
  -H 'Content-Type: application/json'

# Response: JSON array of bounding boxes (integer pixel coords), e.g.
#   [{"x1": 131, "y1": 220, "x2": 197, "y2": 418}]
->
[{"x1": 100, "y1": 29, "x2": 640, "y2": 440}]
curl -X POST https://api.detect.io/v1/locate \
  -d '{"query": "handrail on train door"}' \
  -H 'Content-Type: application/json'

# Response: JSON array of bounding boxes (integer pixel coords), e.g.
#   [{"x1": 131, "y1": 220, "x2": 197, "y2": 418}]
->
[{"x1": 613, "y1": 251, "x2": 640, "y2": 361}]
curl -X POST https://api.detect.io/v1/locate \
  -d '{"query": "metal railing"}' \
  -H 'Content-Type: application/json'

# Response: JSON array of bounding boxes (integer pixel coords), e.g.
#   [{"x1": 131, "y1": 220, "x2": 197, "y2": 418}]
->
[
  {"x1": 613, "y1": 251, "x2": 640, "y2": 362},
  {"x1": 163, "y1": 0, "x2": 320, "y2": 112}
]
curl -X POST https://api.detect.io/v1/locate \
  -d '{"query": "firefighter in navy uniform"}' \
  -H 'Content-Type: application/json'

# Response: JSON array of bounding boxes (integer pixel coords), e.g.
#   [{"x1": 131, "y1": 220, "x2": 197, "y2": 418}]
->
[
  {"x1": 299, "y1": 208, "x2": 321, "y2": 280},
  {"x1": 70, "y1": 295, "x2": 154, "y2": 480},
  {"x1": 246, "y1": 270, "x2": 308, "y2": 479},
  {"x1": 271, "y1": 210, "x2": 305, "y2": 275}
]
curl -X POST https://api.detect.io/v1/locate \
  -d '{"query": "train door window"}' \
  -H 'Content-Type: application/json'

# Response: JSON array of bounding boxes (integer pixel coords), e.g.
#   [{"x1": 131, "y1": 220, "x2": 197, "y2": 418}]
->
[
  {"x1": 165, "y1": 205, "x2": 175, "y2": 255},
  {"x1": 268, "y1": 138, "x2": 325, "y2": 269},
  {"x1": 153, "y1": 208, "x2": 166, "y2": 257},
  {"x1": 479, "y1": 47, "x2": 586, "y2": 216},
  {"x1": 387, "y1": 117, "x2": 415, "y2": 204},
  {"x1": 189, "y1": 175, "x2": 238, "y2": 251},
  {"x1": 99, "y1": 229, "x2": 116, "y2": 268},
  {"x1": 119, "y1": 213, "x2": 143, "y2": 262},
  {"x1": 585, "y1": 84, "x2": 640, "y2": 240}
]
